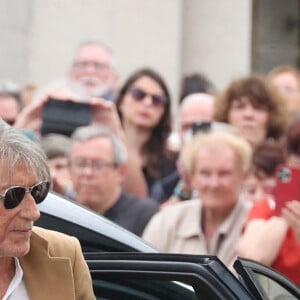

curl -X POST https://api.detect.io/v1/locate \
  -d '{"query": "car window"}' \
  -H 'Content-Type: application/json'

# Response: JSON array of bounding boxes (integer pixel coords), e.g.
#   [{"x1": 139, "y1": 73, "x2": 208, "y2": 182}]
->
[
  {"x1": 234, "y1": 258, "x2": 300, "y2": 300},
  {"x1": 87, "y1": 253, "x2": 254, "y2": 300},
  {"x1": 93, "y1": 279, "x2": 197, "y2": 300},
  {"x1": 252, "y1": 272, "x2": 297, "y2": 300}
]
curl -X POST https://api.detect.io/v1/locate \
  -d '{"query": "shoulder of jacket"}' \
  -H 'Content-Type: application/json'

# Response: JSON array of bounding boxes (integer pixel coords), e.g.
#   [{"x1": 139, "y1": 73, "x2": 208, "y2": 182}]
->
[{"x1": 32, "y1": 226, "x2": 79, "y2": 254}]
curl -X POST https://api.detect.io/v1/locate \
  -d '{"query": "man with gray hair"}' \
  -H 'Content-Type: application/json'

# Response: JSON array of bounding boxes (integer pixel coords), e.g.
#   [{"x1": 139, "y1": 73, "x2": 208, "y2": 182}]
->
[
  {"x1": 69, "y1": 125, "x2": 159, "y2": 236},
  {"x1": 67, "y1": 41, "x2": 119, "y2": 101},
  {"x1": 0, "y1": 120, "x2": 95, "y2": 299},
  {"x1": 34, "y1": 41, "x2": 119, "y2": 102}
]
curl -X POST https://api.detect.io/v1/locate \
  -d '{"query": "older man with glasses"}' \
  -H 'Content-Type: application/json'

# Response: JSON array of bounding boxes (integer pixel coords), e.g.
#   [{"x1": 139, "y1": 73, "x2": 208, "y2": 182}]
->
[
  {"x1": 69, "y1": 125, "x2": 159, "y2": 237},
  {"x1": 32, "y1": 41, "x2": 119, "y2": 103}
]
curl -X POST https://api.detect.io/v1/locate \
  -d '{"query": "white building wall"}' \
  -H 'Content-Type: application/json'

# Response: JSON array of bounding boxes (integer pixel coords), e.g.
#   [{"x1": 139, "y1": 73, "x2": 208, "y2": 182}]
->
[
  {"x1": 0, "y1": 0, "x2": 252, "y2": 118},
  {"x1": 182, "y1": 0, "x2": 252, "y2": 90}
]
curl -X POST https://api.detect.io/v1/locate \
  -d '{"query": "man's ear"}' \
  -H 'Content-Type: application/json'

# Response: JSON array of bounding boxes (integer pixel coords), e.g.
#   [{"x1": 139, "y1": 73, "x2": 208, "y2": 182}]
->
[{"x1": 116, "y1": 163, "x2": 127, "y2": 180}]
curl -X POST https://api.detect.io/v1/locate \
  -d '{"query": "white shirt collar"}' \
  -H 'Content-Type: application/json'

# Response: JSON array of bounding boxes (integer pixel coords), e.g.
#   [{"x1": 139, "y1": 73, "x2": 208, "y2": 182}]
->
[{"x1": 3, "y1": 257, "x2": 30, "y2": 300}]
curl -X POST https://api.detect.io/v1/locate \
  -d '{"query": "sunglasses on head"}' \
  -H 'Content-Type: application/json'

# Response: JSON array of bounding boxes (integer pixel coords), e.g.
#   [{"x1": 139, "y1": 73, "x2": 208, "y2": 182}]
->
[
  {"x1": 0, "y1": 181, "x2": 50, "y2": 210},
  {"x1": 128, "y1": 87, "x2": 167, "y2": 108}
]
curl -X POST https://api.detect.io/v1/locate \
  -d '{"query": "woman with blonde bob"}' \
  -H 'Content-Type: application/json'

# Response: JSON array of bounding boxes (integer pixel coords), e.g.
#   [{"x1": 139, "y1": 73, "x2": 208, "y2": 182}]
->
[{"x1": 143, "y1": 128, "x2": 252, "y2": 270}]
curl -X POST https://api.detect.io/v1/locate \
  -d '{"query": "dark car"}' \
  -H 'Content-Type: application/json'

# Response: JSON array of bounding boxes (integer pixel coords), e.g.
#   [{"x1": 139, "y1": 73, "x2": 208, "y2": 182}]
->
[{"x1": 36, "y1": 192, "x2": 300, "y2": 299}]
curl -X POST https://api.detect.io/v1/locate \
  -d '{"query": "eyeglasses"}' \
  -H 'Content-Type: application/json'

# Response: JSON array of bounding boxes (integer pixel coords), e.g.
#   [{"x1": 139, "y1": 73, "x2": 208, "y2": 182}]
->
[
  {"x1": 0, "y1": 181, "x2": 50, "y2": 210},
  {"x1": 128, "y1": 87, "x2": 167, "y2": 108},
  {"x1": 71, "y1": 159, "x2": 116, "y2": 172},
  {"x1": 72, "y1": 61, "x2": 111, "y2": 72}
]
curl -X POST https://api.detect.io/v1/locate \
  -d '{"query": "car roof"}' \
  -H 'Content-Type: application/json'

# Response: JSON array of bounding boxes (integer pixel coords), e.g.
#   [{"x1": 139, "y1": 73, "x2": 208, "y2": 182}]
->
[{"x1": 36, "y1": 192, "x2": 157, "y2": 253}]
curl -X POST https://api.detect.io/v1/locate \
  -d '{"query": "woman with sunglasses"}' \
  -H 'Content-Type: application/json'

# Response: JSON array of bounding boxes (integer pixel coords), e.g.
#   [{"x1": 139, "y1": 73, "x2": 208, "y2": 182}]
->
[
  {"x1": 0, "y1": 121, "x2": 95, "y2": 299},
  {"x1": 116, "y1": 68, "x2": 177, "y2": 196}
]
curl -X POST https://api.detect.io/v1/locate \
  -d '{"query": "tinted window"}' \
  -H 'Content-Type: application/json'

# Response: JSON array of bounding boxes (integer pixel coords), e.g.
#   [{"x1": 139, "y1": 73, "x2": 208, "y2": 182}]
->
[
  {"x1": 253, "y1": 272, "x2": 298, "y2": 300},
  {"x1": 93, "y1": 279, "x2": 197, "y2": 300}
]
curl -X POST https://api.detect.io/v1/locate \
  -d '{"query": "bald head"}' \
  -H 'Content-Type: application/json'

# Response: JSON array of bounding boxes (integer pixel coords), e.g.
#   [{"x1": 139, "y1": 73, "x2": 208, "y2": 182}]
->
[{"x1": 179, "y1": 93, "x2": 215, "y2": 143}]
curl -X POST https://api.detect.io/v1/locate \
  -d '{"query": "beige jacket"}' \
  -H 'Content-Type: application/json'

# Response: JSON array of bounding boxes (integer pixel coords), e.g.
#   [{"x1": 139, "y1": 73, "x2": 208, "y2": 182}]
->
[
  {"x1": 19, "y1": 226, "x2": 95, "y2": 300},
  {"x1": 143, "y1": 199, "x2": 251, "y2": 269}
]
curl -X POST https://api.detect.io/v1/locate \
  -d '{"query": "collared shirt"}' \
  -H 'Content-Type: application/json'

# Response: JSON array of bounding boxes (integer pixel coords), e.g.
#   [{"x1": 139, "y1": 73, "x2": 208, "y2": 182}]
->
[
  {"x1": 3, "y1": 258, "x2": 30, "y2": 300},
  {"x1": 143, "y1": 198, "x2": 251, "y2": 269}
]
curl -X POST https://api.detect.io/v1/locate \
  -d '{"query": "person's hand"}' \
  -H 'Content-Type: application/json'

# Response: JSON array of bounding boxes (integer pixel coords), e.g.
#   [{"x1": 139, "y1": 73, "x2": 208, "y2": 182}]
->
[
  {"x1": 13, "y1": 87, "x2": 79, "y2": 135},
  {"x1": 51, "y1": 168, "x2": 73, "y2": 196},
  {"x1": 13, "y1": 95, "x2": 48, "y2": 135},
  {"x1": 282, "y1": 200, "x2": 300, "y2": 242},
  {"x1": 88, "y1": 97, "x2": 124, "y2": 138}
]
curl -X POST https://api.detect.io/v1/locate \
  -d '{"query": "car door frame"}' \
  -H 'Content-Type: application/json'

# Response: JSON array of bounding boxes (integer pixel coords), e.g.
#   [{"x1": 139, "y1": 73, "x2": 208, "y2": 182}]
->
[{"x1": 85, "y1": 252, "x2": 254, "y2": 300}]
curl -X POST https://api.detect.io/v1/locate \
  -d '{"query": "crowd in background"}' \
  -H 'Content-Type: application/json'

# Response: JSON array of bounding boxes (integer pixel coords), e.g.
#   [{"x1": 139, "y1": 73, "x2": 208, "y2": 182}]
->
[{"x1": 2, "y1": 40, "x2": 300, "y2": 285}]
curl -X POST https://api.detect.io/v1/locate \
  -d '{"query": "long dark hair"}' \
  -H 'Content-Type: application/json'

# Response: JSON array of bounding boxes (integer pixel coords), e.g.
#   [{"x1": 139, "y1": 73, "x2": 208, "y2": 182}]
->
[{"x1": 116, "y1": 68, "x2": 173, "y2": 180}]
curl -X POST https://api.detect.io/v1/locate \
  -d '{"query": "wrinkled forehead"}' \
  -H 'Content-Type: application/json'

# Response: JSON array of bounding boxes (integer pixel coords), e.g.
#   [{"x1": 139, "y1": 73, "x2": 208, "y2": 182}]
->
[
  {"x1": 193, "y1": 143, "x2": 241, "y2": 171},
  {"x1": 74, "y1": 44, "x2": 112, "y2": 64}
]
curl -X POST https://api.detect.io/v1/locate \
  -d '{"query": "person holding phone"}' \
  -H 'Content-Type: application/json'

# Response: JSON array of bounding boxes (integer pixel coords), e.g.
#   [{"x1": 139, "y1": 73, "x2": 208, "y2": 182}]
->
[
  {"x1": 237, "y1": 119, "x2": 300, "y2": 285},
  {"x1": 13, "y1": 93, "x2": 148, "y2": 198},
  {"x1": 240, "y1": 140, "x2": 285, "y2": 203}
]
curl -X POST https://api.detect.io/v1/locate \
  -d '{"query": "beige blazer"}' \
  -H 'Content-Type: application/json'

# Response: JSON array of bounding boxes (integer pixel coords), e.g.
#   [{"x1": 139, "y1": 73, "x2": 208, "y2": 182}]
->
[{"x1": 19, "y1": 226, "x2": 95, "y2": 300}]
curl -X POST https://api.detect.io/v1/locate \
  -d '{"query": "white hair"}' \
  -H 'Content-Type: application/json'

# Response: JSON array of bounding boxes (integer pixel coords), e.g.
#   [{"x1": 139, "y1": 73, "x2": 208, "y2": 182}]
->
[{"x1": 181, "y1": 92, "x2": 215, "y2": 107}]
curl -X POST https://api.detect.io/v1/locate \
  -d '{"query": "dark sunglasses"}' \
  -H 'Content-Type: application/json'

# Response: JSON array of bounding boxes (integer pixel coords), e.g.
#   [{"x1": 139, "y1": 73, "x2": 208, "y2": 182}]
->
[
  {"x1": 0, "y1": 181, "x2": 50, "y2": 210},
  {"x1": 128, "y1": 87, "x2": 167, "y2": 107}
]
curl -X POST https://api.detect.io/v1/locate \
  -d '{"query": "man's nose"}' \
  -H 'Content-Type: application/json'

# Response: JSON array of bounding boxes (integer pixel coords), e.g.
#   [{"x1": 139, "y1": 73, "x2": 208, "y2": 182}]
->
[
  {"x1": 208, "y1": 174, "x2": 220, "y2": 187},
  {"x1": 80, "y1": 164, "x2": 94, "y2": 176},
  {"x1": 20, "y1": 193, "x2": 40, "y2": 221},
  {"x1": 85, "y1": 64, "x2": 97, "y2": 73}
]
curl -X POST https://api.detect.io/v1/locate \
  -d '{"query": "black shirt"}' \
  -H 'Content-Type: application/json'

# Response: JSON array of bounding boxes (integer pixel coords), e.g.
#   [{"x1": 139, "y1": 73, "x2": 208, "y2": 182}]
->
[{"x1": 104, "y1": 192, "x2": 159, "y2": 236}]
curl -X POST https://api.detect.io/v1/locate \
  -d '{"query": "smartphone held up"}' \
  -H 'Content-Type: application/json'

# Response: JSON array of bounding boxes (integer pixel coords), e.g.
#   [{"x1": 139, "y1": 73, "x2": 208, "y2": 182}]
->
[
  {"x1": 41, "y1": 98, "x2": 92, "y2": 137},
  {"x1": 272, "y1": 164, "x2": 300, "y2": 216}
]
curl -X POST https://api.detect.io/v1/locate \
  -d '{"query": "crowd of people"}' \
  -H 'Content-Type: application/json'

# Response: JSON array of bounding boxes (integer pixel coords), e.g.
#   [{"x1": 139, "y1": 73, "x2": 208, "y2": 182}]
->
[{"x1": 1, "y1": 39, "x2": 300, "y2": 296}]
